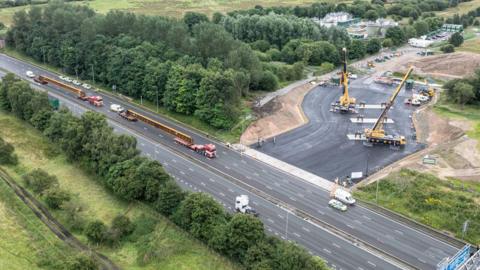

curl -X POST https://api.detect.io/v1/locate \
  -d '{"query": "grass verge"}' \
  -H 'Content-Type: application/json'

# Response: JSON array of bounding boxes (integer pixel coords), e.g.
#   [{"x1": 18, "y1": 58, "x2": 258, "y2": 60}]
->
[
  {"x1": 0, "y1": 172, "x2": 75, "y2": 269},
  {"x1": 355, "y1": 169, "x2": 480, "y2": 244},
  {"x1": 0, "y1": 111, "x2": 239, "y2": 270}
]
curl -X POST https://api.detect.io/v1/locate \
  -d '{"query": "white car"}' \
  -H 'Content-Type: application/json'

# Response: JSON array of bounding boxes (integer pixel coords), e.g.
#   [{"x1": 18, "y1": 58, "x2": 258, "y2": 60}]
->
[
  {"x1": 72, "y1": 80, "x2": 81, "y2": 86},
  {"x1": 26, "y1": 71, "x2": 35, "y2": 78},
  {"x1": 82, "y1": 83, "x2": 92, "y2": 90},
  {"x1": 59, "y1": 75, "x2": 66, "y2": 80},
  {"x1": 64, "y1": 77, "x2": 72, "y2": 83},
  {"x1": 110, "y1": 104, "x2": 125, "y2": 113},
  {"x1": 328, "y1": 199, "x2": 347, "y2": 212}
]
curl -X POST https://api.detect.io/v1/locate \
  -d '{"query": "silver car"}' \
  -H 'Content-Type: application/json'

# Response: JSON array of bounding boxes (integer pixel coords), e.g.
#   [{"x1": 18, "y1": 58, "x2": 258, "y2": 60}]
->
[{"x1": 328, "y1": 199, "x2": 347, "y2": 212}]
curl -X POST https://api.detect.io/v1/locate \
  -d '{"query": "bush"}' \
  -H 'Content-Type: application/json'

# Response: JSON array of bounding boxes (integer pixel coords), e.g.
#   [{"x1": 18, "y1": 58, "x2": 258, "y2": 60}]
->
[
  {"x1": 43, "y1": 188, "x2": 71, "y2": 209},
  {"x1": 23, "y1": 168, "x2": 59, "y2": 194},
  {"x1": 108, "y1": 215, "x2": 135, "y2": 244},
  {"x1": 67, "y1": 252, "x2": 99, "y2": 270},
  {"x1": 258, "y1": 71, "x2": 279, "y2": 91},
  {"x1": 366, "y1": 38, "x2": 381, "y2": 54},
  {"x1": 266, "y1": 48, "x2": 282, "y2": 61},
  {"x1": 0, "y1": 137, "x2": 18, "y2": 165},
  {"x1": 84, "y1": 220, "x2": 108, "y2": 244},
  {"x1": 250, "y1": 40, "x2": 271, "y2": 52},
  {"x1": 155, "y1": 181, "x2": 185, "y2": 217},
  {"x1": 382, "y1": 38, "x2": 394, "y2": 48},
  {"x1": 441, "y1": 44, "x2": 455, "y2": 53},
  {"x1": 449, "y1": 32, "x2": 464, "y2": 47}
]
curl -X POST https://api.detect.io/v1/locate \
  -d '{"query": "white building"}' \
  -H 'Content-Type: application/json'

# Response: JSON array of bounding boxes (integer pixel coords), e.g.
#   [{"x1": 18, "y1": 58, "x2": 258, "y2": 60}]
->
[
  {"x1": 312, "y1": 12, "x2": 357, "y2": 28},
  {"x1": 408, "y1": 38, "x2": 434, "y2": 48}
]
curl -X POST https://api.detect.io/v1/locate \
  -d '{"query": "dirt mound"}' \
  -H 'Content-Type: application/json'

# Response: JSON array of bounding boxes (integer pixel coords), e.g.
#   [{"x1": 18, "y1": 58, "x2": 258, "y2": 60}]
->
[
  {"x1": 240, "y1": 82, "x2": 316, "y2": 145},
  {"x1": 404, "y1": 52, "x2": 480, "y2": 80}
]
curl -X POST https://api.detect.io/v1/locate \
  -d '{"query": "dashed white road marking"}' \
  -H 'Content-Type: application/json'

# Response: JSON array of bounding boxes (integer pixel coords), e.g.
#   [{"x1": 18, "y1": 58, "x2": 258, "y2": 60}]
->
[
  {"x1": 367, "y1": 261, "x2": 376, "y2": 267},
  {"x1": 278, "y1": 214, "x2": 284, "y2": 219},
  {"x1": 323, "y1": 248, "x2": 331, "y2": 254},
  {"x1": 241, "y1": 160, "x2": 247, "y2": 164},
  {"x1": 140, "y1": 142, "x2": 145, "y2": 146},
  {"x1": 302, "y1": 227, "x2": 310, "y2": 232},
  {"x1": 172, "y1": 159, "x2": 177, "y2": 163},
  {"x1": 180, "y1": 171, "x2": 185, "y2": 175},
  {"x1": 209, "y1": 178, "x2": 215, "y2": 182},
  {"x1": 332, "y1": 243, "x2": 341, "y2": 249},
  {"x1": 252, "y1": 201, "x2": 258, "y2": 206},
  {"x1": 395, "y1": 229, "x2": 404, "y2": 235},
  {"x1": 267, "y1": 218, "x2": 274, "y2": 223},
  {"x1": 201, "y1": 182, "x2": 206, "y2": 186},
  {"x1": 346, "y1": 224, "x2": 354, "y2": 229},
  {"x1": 219, "y1": 192, "x2": 225, "y2": 197},
  {"x1": 293, "y1": 232, "x2": 301, "y2": 238},
  {"x1": 188, "y1": 167, "x2": 194, "y2": 172}
]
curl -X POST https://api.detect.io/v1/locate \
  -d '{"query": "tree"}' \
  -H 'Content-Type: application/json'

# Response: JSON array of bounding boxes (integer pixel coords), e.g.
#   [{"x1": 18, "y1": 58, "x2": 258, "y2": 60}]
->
[
  {"x1": 183, "y1": 12, "x2": 209, "y2": 31},
  {"x1": 23, "y1": 169, "x2": 59, "y2": 194},
  {"x1": 413, "y1": 20, "x2": 430, "y2": 36},
  {"x1": 366, "y1": 38, "x2": 381, "y2": 54},
  {"x1": 172, "y1": 192, "x2": 227, "y2": 242},
  {"x1": 224, "y1": 214, "x2": 265, "y2": 261},
  {"x1": 382, "y1": 38, "x2": 394, "y2": 48},
  {"x1": 385, "y1": 26, "x2": 406, "y2": 46},
  {"x1": 258, "y1": 71, "x2": 278, "y2": 91},
  {"x1": 155, "y1": 181, "x2": 185, "y2": 216},
  {"x1": 441, "y1": 44, "x2": 455, "y2": 53},
  {"x1": 43, "y1": 188, "x2": 71, "y2": 209},
  {"x1": 84, "y1": 220, "x2": 108, "y2": 244},
  {"x1": 452, "y1": 82, "x2": 475, "y2": 106},
  {"x1": 108, "y1": 215, "x2": 134, "y2": 244},
  {"x1": 449, "y1": 32, "x2": 464, "y2": 47},
  {"x1": 348, "y1": 40, "x2": 366, "y2": 59},
  {"x1": 212, "y1": 12, "x2": 224, "y2": 24},
  {"x1": 365, "y1": 10, "x2": 379, "y2": 21}
]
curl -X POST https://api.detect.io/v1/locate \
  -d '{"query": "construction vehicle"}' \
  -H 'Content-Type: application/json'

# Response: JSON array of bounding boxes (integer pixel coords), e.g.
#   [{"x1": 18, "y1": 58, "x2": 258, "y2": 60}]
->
[
  {"x1": 34, "y1": 75, "x2": 103, "y2": 106},
  {"x1": 331, "y1": 48, "x2": 356, "y2": 113},
  {"x1": 367, "y1": 61, "x2": 375, "y2": 68},
  {"x1": 364, "y1": 67, "x2": 413, "y2": 146},
  {"x1": 330, "y1": 184, "x2": 355, "y2": 205},
  {"x1": 235, "y1": 195, "x2": 258, "y2": 216},
  {"x1": 405, "y1": 79, "x2": 414, "y2": 91},
  {"x1": 420, "y1": 80, "x2": 435, "y2": 98},
  {"x1": 119, "y1": 109, "x2": 217, "y2": 158}
]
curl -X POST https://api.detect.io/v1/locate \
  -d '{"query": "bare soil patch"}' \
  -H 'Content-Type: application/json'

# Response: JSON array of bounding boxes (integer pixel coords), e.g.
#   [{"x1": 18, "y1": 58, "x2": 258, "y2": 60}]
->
[
  {"x1": 402, "y1": 52, "x2": 480, "y2": 80},
  {"x1": 240, "y1": 82, "x2": 315, "y2": 145}
]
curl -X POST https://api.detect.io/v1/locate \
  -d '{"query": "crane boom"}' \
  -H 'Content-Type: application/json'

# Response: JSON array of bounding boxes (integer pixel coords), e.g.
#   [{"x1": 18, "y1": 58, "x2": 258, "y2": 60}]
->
[
  {"x1": 332, "y1": 48, "x2": 356, "y2": 113},
  {"x1": 371, "y1": 67, "x2": 413, "y2": 132}
]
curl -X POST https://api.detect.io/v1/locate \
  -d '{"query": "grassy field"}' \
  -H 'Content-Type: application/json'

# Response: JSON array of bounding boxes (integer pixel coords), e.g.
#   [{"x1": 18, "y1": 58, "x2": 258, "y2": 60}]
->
[
  {"x1": 436, "y1": 0, "x2": 480, "y2": 17},
  {"x1": 434, "y1": 97, "x2": 480, "y2": 142},
  {"x1": 0, "y1": 173, "x2": 75, "y2": 269},
  {"x1": 0, "y1": 0, "x2": 345, "y2": 26},
  {"x1": 0, "y1": 111, "x2": 239, "y2": 270},
  {"x1": 355, "y1": 169, "x2": 480, "y2": 244}
]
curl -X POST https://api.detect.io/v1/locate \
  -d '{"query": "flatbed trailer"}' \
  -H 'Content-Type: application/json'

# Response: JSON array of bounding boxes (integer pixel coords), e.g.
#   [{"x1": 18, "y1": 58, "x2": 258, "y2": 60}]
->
[{"x1": 35, "y1": 75, "x2": 87, "y2": 99}]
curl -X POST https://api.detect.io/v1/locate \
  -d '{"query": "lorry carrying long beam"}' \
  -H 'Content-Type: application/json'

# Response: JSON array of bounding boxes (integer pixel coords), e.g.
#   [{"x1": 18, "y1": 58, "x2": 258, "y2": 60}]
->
[
  {"x1": 364, "y1": 67, "x2": 413, "y2": 146},
  {"x1": 34, "y1": 75, "x2": 103, "y2": 107},
  {"x1": 120, "y1": 109, "x2": 217, "y2": 158}
]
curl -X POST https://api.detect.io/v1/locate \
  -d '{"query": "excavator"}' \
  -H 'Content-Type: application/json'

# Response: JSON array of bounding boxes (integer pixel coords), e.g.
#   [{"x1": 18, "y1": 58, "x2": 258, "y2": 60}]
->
[
  {"x1": 420, "y1": 79, "x2": 435, "y2": 98},
  {"x1": 364, "y1": 67, "x2": 413, "y2": 146},
  {"x1": 331, "y1": 48, "x2": 356, "y2": 113}
]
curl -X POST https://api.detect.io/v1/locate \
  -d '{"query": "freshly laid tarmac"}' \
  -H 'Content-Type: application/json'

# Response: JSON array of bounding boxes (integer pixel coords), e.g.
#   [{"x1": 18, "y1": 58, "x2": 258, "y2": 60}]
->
[{"x1": 257, "y1": 78, "x2": 425, "y2": 181}]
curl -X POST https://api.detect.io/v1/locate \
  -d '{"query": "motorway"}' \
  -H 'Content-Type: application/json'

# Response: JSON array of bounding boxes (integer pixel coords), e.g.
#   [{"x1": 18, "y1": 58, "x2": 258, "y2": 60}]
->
[
  {"x1": 258, "y1": 78, "x2": 424, "y2": 180},
  {"x1": 0, "y1": 54, "x2": 459, "y2": 270}
]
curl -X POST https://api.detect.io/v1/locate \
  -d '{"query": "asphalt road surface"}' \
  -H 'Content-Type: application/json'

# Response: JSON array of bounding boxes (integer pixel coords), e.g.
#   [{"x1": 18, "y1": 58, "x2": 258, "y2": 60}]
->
[
  {"x1": 258, "y1": 78, "x2": 424, "y2": 180},
  {"x1": 0, "y1": 54, "x2": 458, "y2": 270}
]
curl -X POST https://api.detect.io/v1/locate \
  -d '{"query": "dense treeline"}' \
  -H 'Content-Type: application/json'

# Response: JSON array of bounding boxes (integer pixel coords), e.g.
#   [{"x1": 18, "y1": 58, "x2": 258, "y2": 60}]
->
[
  {"x1": 444, "y1": 69, "x2": 480, "y2": 106},
  {"x1": 6, "y1": 2, "x2": 280, "y2": 129},
  {"x1": 0, "y1": 73, "x2": 328, "y2": 270}
]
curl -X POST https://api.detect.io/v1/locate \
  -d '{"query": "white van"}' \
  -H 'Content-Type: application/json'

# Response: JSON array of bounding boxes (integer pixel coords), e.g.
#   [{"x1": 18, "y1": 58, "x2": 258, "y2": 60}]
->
[
  {"x1": 334, "y1": 189, "x2": 356, "y2": 205},
  {"x1": 26, "y1": 71, "x2": 35, "y2": 78}
]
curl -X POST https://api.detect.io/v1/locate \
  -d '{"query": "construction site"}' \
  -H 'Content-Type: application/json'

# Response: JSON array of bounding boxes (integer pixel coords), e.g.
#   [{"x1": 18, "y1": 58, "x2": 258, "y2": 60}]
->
[{"x1": 242, "y1": 47, "x2": 480, "y2": 184}]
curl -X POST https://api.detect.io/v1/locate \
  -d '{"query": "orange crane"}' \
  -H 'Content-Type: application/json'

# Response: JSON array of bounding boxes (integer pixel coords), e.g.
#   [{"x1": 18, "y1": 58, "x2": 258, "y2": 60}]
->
[
  {"x1": 364, "y1": 67, "x2": 413, "y2": 146},
  {"x1": 331, "y1": 48, "x2": 356, "y2": 113}
]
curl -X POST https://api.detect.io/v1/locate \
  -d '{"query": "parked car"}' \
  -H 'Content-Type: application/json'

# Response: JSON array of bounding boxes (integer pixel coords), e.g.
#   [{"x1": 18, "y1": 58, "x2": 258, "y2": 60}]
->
[
  {"x1": 59, "y1": 75, "x2": 66, "y2": 80},
  {"x1": 328, "y1": 199, "x2": 347, "y2": 212},
  {"x1": 110, "y1": 104, "x2": 125, "y2": 113},
  {"x1": 26, "y1": 71, "x2": 35, "y2": 78},
  {"x1": 72, "y1": 80, "x2": 81, "y2": 86},
  {"x1": 64, "y1": 77, "x2": 72, "y2": 82},
  {"x1": 82, "y1": 83, "x2": 92, "y2": 89}
]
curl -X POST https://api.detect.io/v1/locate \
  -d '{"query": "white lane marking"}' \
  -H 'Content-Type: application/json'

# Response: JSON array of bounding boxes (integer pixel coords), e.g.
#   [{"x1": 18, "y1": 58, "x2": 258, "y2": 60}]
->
[
  {"x1": 262, "y1": 169, "x2": 267, "y2": 173},
  {"x1": 144, "y1": 127, "x2": 147, "y2": 130},
  {"x1": 222, "y1": 151, "x2": 227, "y2": 155},
  {"x1": 332, "y1": 243, "x2": 341, "y2": 249},
  {"x1": 158, "y1": 134, "x2": 163, "y2": 137},
  {"x1": 180, "y1": 171, "x2": 185, "y2": 175},
  {"x1": 267, "y1": 218, "x2": 274, "y2": 223},
  {"x1": 293, "y1": 232, "x2": 301, "y2": 238},
  {"x1": 346, "y1": 224, "x2": 354, "y2": 229},
  {"x1": 225, "y1": 165, "x2": 230, "y2": 170},
  {"x1": 267, "y1": 228, "x2": 272, "y2": 232},
  {"x1": 219, "y1": 192, "x2": 225, "y2": 197},
  {"x1": 418, "y1": 257, "x2": 427, "y2": 263},
  {"x1": 228, "y1": 188, "x2": 234, "y2": 193},
  {"x1": 188, "y1": 167, "x2": 194, "y2": 172},
  {"x1": 252, "y1": 201, "x2": 258, "y2": 206},
  {"x1": 278, "y1": 214, "x2": 284, "y2": 219},
  {"x1": 367, "y1": 261, "x2": 376, "y2": 267},
  {"x1": 362, "y1": 215, "x2": 371, "y2": 221},
  {"x1": 289, "y1": 196, "x2": 297, "y2": 202},
  {"x1": 172, "y1": 159, "x2": 177, "y2": 163},
  {"x1": 266, "y1": 185, "x2": 273, "y2": 190},
  {"x1": 241, "y1": 160, "x2": 247, "y2": 164},
  {"x1": 146, "y1": 153, "x2": 151, "y2": 157},
  {"x1": 209, "y1": 178, "x2": 215, "y2": 182},
  {"x1": 140, "y1": 142, "x2": 145, "y2": 146},
  {"x1": 233, "y1": 162, "x2": 238, "y2": 167},
  {"x1": 395, "y1": 229, "x2": 404, "y2": 235},
  {"x1": 246, "y1": 175, "x2": 252, "y2": 179},
  {"x1": 163, "y1": 162, "x2": 168, "y2": 166},
  {"x1": 323, "y1": 248, "x2": 331, "y2": 254},
  {"x1": 254, "y1": 172, "x2": 259, "y2": 176},
  {"x1": 155, "y1": 150, "x2": 159, "y2": 154},
  {"x1": 274, "y1": 182, "x2": 280, "y2": 187},
  {"x1": 302, "y1": 227, "x2": 310, "y2": 232},
  {"x1": 354, "y1": 219, "x2": 362, "y2": 224},
  {"x1": 358, "y1": 267, "x2": 365, "y2": 270},
  {"x1": 297, "y1": 193, "x2": 304, "y2": 198},
  {"x1": 201, "y1": 182, "x2": 206, "y2": 186},
  {"x1": 317, "y1": 209, "x2": 325, "y2": 215}
]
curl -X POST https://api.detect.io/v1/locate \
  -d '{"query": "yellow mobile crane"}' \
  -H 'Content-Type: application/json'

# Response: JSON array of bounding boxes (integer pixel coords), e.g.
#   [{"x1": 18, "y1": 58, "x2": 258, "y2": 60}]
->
[
  {"x1": 364, "y1": 67, "x2": 413, "y2": 146},
  {"x1": 332, "y1": 48, "x2": 356, "y2": 113}
]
